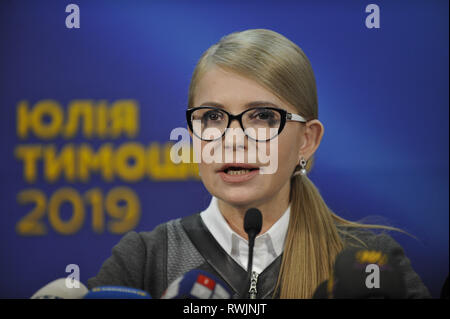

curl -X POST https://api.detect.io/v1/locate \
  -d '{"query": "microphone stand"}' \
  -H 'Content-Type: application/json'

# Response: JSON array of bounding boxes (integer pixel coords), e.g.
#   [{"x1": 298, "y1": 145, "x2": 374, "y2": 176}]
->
[{"x1": 238, "y1": 208, "x2": 262, "y2": 299}]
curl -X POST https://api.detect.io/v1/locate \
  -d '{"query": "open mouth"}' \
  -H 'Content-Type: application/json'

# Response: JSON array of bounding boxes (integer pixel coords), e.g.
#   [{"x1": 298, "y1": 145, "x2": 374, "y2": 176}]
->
[{"x1": 219, "y1": 164, "x2": 260, "y2": 176}]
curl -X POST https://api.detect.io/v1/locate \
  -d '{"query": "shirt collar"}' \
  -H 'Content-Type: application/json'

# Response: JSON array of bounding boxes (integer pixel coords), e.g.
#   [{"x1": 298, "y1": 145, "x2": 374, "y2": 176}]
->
[{"x1": 200, "y1": 196, "x2": 290, "y2": 271}]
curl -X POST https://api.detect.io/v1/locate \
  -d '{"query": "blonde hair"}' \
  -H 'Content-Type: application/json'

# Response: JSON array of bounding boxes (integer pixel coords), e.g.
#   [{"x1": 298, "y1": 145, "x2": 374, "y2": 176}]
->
[{"x1": 188, "y1": 29, "x2": 406, "y2": 298}]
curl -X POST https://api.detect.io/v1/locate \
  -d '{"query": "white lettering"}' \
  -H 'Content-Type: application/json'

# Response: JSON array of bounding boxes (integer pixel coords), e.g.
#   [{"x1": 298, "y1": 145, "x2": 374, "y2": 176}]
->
[
  {"x1": 65, "y1": 264, "x2": 80, "y2": 288},
  {"x1": 365, "y1": 263, "x2": 380, "y2": 288},
  {"x1": 365, "y1": 4, "x2": 380, "y2": 29},
  {"x1": 65, "y1": 4, "x2": 80, "y2": 29}
]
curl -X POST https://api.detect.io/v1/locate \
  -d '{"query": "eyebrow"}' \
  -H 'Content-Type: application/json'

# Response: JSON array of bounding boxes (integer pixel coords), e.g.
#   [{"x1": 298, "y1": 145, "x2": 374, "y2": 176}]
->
[{"x1": 197, "y1": 101, "x2": 281, "y2": 110}]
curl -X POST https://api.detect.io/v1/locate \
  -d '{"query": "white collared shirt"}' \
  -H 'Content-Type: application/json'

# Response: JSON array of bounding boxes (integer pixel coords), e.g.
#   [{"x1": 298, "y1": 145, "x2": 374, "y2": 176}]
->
[{"x1": 200, "y1": 196, "x2": 290, "y2": 274}]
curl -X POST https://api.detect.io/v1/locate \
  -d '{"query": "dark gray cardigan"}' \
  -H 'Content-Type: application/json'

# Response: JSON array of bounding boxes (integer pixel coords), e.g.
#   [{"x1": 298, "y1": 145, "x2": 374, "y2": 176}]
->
[{"x1": 87, "y1": 213, "x2": 431, "y2": 299}]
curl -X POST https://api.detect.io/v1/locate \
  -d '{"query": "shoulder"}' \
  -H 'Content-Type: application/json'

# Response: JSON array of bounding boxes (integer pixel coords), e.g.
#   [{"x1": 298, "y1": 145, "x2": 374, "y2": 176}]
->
[
  {"x1": 136, "y1": 213, "x2": 200, "y2": 248},
  {"x1": 109, "y1": 222, "x2": 168, "y2": 256},
  {"x1": 87, "y1": 214, "x2": 200, "y2": 295},
  {"x1": 122, "y1": 213, "x2": 202, "y2": 265}
]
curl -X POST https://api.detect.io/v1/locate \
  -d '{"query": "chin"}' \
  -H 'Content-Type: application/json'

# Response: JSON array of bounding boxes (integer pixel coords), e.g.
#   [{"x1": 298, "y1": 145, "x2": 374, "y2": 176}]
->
[{"x1": 215, "y1": 188, "x2": 265, "y2": 208}]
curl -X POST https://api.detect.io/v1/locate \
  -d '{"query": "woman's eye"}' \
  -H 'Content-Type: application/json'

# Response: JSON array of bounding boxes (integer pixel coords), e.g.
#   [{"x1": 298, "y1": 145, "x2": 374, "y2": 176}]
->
[
  {"x1": 204, "y1": 111, "x2": 223, "y2": 121},
  {"x1": 258, "y1": 112, "x2": 271, "y2": 119},
  {"x1": 252, "y1": 110, "x2": 274, "y2": 120}
]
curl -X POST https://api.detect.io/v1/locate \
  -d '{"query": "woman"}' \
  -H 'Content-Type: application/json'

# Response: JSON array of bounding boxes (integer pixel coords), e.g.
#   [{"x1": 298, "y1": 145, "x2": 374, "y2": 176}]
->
[{"x1": 88, "y1": 29, "x2": 430, "y2": 299}]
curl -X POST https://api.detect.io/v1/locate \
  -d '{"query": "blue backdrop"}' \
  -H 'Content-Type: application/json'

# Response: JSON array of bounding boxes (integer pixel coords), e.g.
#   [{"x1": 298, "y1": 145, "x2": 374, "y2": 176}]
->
[{"x1": 0, "y1": 0, "x2": 448, "y2": 298}]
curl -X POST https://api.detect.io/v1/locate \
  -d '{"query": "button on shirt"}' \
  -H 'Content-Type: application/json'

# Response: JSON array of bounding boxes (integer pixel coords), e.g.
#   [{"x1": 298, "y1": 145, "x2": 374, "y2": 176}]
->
[{"x1": 200, "y1": 196, "x2": 290, "y2": 274}]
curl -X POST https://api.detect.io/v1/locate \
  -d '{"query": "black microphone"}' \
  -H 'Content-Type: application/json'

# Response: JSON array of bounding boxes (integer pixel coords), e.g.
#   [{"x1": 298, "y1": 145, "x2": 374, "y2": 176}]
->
[
  {"x1": 239, "y1": 208, "x2": 263, "y2": 299},
  {"x1": 313, "y1": 247, "x2": 407, "y2": 299},
  {"x1": 441, "y1": 275, "x2": 449, "y2": 299},
  {"x1": 312, "y1": 280, "x2": 330, "y2": 299}
]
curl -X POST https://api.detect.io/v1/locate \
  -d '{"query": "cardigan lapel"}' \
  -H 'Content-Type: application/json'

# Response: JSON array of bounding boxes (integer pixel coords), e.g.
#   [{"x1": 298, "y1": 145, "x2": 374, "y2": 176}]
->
[{"x1": 181, "y1": 213, "x2": 281, "y2": 299}]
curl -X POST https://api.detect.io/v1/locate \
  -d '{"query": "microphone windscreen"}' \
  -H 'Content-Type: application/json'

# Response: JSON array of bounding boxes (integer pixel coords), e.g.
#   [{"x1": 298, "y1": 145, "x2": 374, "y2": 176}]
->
[
  {"x1": 312, "y1": 280, "x2": 330, "y2": 299},
  {"x1": 83, "y1": 286, "x2": 151, "y2": 299},
  {"x1": 31, "y1": 278, "x2": 88, "y2": 299},
  {"x1": 332, "y1": 247, "x2": 407, "y2": 299},
  {"x1": 440, "y1": 275, "x2": 449, "y2": 299},
  {"x1": 161, "y1": 269, "x2": 232, "y2": 299},
  {"x1": 244, "y1": 208, "x2": 262, "y2": 235}
]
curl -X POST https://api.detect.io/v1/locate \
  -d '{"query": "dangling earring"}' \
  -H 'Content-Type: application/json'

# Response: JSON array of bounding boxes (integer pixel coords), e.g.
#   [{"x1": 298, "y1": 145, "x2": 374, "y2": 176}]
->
[
  {"x1": 299, "y1": 157, "x2": 307, "y2": 176},
  {"x1": 292, "y1": 157, "x2": 307, "y2": 177}
]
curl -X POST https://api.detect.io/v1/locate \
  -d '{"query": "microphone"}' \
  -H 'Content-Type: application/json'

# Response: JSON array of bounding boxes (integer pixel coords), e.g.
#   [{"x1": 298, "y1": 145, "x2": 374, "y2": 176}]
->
[
  {"x1": 161, "y1": 269, "x2": 232, "y2": 299},
  {"x1": 313, "y1": 247, "x2": 407, "y2": 299},
  {"x1": 84, "y1": 286, "x2": 151, "y2": 299},
  {"x1": 440, "y1": 275, "x2": 449, "y2": 299},
  {"x1": 31, "y1": 278, "x2": 88, "y2": 299},
  {"x1": 239, "y1": 208, "x2": 263, "y2": 299},
  {"x1": 311, "y1": 280, "x2": 330, "y2": 299}
]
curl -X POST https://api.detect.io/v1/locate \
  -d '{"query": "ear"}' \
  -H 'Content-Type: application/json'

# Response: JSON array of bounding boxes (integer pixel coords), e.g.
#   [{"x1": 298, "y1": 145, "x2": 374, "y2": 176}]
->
[{"x1": 298, "y1": 119, "x2": 324, "y2": 161}]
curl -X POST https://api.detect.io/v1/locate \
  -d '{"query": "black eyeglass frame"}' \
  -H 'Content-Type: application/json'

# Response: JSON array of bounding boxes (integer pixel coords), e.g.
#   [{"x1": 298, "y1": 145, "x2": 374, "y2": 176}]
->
[{"x1": 186, "y1": 106, "x2": 307, "y2": 142}]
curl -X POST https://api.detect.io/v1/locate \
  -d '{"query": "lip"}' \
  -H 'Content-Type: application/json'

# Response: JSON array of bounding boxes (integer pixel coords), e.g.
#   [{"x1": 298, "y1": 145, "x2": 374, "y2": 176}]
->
[{"x1": 217, "y1": 163, "x2": 260, "y2": 183}]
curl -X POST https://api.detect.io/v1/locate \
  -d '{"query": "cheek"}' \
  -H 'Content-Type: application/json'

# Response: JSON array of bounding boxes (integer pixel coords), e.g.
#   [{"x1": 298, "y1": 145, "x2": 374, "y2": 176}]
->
[
  {"x1": 198, "y1": 162, "x2": 209, "y2": 173},
  {"x1": 278, "y1": 140, "x2": 298, "y2": 164},
  {"x1": 280, "y1": 127, "x2": 303, "y2": 161},
  {"x1": 258, "y1": 135, "x2": 299, "y2": 176}
]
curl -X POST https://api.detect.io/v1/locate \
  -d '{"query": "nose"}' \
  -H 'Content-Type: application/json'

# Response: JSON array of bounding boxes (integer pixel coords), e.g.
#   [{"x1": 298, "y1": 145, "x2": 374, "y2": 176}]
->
[{"x1": 224, "y1": 117, "x2": 246, "y2": 151}]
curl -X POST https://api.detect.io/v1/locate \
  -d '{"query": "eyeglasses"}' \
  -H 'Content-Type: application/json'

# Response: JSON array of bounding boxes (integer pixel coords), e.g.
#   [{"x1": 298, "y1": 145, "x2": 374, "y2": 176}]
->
[{"x1": 186, "y1": 106, "x2": 307, "y2": 141}]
